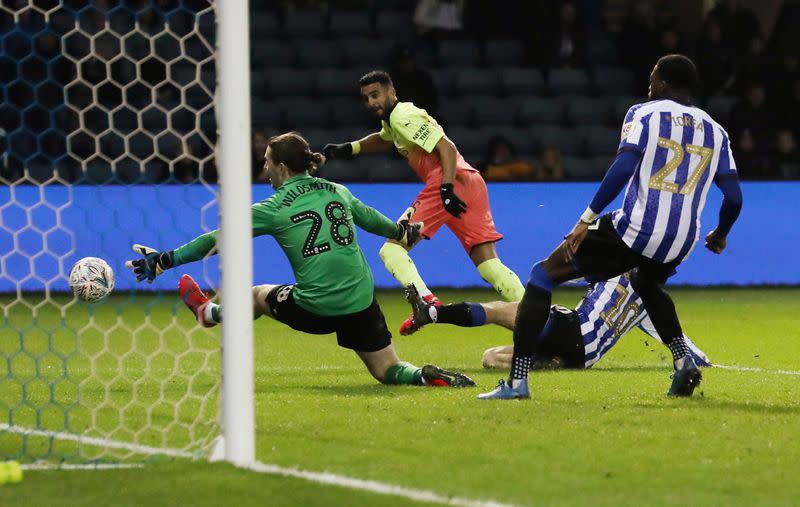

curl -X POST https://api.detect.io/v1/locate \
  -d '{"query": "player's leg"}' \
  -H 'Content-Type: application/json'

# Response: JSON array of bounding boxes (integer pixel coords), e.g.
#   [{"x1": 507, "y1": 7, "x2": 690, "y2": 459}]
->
[
  {"x1": 401, "y1": 283, "x2": 518, "y2": 335},
  {"x1": 341, "y1": 299, "x2": 474, "y2": 387},
  {"x1": 447, "y1": 171, "x2": 524, "y2": 301},
  {"x1": 630, "y1": 264, "x2": 701, "y2": 396},
  {"x1": 470, "y1": 242, "x2": 525, "y2": 301},
  {"x1": 379, "y1": 188, "x2": 447, "y2": 302},
  {"x1": 482, "y1": 345, "x2": 513, "y2": 369}
]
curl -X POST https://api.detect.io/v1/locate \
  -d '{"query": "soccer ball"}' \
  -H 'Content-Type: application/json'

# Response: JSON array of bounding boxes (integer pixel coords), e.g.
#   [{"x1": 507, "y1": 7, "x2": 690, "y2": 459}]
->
[{"x1": 69, "y1": 257, "x2": 114, "y2": 302}]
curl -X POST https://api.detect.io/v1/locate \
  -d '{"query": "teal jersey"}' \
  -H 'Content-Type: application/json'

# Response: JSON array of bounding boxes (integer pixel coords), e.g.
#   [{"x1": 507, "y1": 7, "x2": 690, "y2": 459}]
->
[{"x1": 173, "y1": 174, "x2": 398, "y2": 316}]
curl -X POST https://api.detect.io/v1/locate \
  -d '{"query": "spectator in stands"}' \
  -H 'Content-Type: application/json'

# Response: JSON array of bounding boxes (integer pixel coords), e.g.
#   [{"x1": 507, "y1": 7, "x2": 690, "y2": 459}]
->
[
  {"x1": 619, "y1": 2, "x2": 658, "y2": 83},
  {"x1": 252, "y1": 130, "x2": 270, "y2": 183},
  {"x1": 655, "y1": 28, "x2": 687, "y2": 61},
  {"x1": 694, "y1": 17, "x2": 735, "y2": 97},
  {"x1": 536, "y1": 146, "x2": 565, "y2": 181},
  {"x1": 478, "y1": 136, "x2": 535, "y2": 181},
  {"x1": 728, "y1": 83, "x2": 776, "y2": 158},
  {"x1": 770, "y1": 53, "x2": 799, "y2": 108},
  {"x1": 414, "y1": 0, "x2": 465, "y2": 39},
  {"x1": 545, "y1": 1, "x2": 587, "y2": 69},
  {"x1": 707, "y1": 0, "x2": 761, "y2": 56},
  {"x1": 734, "y1": 129, "x2": 774, "y2": 180},
  {"x1": 389, "y1": 46, "x2": 439, "y2": 116},
  {"x1": 773, "y1": 130, "x2": 800, "y2": 179},
  {"x1": 734, "y1": 36, "x2": 771, "y2": 94}
]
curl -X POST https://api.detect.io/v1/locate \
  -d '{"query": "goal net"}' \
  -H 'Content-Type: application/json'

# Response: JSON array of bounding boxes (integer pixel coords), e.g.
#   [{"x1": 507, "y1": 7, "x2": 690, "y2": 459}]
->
[{"x1": 0, "y1": 1, "x2": 225, "y2": 464}]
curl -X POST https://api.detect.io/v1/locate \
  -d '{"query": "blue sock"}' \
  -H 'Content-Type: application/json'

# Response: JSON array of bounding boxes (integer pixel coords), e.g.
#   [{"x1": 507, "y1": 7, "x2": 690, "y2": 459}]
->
[{"x1": 436, "y1": 302, "x2": 487, "y2": 327}]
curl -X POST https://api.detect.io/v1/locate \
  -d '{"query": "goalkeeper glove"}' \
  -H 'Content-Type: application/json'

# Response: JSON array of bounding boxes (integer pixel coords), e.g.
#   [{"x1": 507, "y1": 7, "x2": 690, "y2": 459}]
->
[
  {"x1": 395, "y1": 207, "x2": 424, "y2": 248},
  {"x1": 323, "y1": 142, "x2": 354, "y2": 160},
  {"x1": 125, "y1": 244, "x2": 174, "y2": 283},
  {"x1": 440, "y1": 183, "x2": 467, "y2": 218}
]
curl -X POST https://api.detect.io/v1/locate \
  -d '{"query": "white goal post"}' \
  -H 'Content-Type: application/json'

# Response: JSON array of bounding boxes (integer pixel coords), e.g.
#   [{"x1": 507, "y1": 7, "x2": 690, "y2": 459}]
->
[{"x1": 216, "y1": 0, "x2": 255, "y2": 466}]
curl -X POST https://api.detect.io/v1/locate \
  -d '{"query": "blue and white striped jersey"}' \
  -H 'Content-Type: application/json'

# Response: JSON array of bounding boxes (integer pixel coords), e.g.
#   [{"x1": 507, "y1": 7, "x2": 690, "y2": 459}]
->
[
  {"x1": 577, "y1": 273, "x2": 709, "y2": 368},
  {"x1": 612, "y1": 99, "x2": 737, "y2": 263}
]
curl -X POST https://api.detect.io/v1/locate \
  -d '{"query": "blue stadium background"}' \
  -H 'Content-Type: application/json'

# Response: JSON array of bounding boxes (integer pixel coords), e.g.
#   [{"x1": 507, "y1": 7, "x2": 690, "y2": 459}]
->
[{"x1": 2, "y1": 1, "x2": 799, "y2": 291}]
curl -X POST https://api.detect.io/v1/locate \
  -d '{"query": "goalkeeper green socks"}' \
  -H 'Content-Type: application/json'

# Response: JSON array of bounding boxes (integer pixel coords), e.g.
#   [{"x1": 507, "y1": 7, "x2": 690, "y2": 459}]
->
[
  {"x1": 379, "y1": 242, "x2": 433, "y2": 298},
  {"x1": 384, "y1": 361, "x2": 423, "y2": 385},
  {"x1": 477, "y1": 258, "x2": 525, "y2": 301}
]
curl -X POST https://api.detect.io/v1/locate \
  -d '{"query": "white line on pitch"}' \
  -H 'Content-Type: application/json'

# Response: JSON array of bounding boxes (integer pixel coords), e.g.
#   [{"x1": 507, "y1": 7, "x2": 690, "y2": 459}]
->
[
  {"x1": 0, "y1": 423, "x2": 194, "y2": 458},
  {"x1": 714, "y1": 364, "x2": 800, "y2": 375},
  {"x1": 22, "y1": 463, "x2": 143, "y2": 471},
  {"x1": 248, "y1": 461, "x2": 520, "y2": 507}
]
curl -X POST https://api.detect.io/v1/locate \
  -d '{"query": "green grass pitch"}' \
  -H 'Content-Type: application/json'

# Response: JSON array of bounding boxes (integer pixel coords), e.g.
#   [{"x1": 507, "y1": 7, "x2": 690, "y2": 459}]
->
[{"x1": 2, "y1": 287, "x2": 800, "y2": 506}]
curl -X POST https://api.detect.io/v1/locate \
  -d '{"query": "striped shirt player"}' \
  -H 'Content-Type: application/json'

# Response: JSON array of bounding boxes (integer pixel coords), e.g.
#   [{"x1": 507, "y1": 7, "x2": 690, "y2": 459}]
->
[
  {"x1": 578, "y1": 273, "x2": 709, "y2": 369},
  {"x1": 402, "y1": 272, "x2": 710, "y2": 370},
  {"x1": 611, "y1": 99, "x2": 737, "y2": 264},
  {"x1": 480, "y1": 54, "x2": 741, "y2": 399}
]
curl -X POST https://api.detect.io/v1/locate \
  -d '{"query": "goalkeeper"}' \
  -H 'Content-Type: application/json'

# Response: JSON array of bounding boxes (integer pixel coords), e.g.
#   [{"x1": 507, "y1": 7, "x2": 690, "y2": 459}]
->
[{"x1": 126, "y1": 132, "x2": 474, "y2": 388}]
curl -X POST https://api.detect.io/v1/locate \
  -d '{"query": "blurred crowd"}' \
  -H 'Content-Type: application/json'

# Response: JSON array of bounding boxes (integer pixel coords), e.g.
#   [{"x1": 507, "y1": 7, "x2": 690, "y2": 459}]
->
[{"x1": 2, "y1": 0, "x2": 798, "y2": 184}]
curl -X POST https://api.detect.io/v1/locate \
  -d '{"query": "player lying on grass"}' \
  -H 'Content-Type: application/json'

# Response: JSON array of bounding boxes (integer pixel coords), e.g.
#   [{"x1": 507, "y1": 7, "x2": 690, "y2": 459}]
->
[
  {"x1": 323, "y1": 70, "x2": 524, "y2": 333},
  {"x1": 478, "y1": 55, "x2": 742, "y2": 400},
  {"x1": 402, "y1": 271, "x2": 710, "y2": 371},
  {"x1": 125, "y1": 131, "x2": 474, "y2": 388}
]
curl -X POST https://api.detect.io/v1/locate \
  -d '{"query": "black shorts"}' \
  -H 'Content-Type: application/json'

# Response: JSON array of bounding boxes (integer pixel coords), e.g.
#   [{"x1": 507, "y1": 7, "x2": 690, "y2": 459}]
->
[
  {"x1": 265, "y1": 285, "x2": 392, "y2": 352},
  {"x1": 573, "y1": 214, "x2": 679, "y2": 284},
  {"x1": 533, "y1": 305, "x2": 584, "y2": 370}
]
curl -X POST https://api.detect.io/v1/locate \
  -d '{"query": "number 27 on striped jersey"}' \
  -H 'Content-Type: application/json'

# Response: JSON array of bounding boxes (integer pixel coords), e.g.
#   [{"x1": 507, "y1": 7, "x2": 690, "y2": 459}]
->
[{"x1": 648, "y1": 137, "x2": 713, "y2": 195}]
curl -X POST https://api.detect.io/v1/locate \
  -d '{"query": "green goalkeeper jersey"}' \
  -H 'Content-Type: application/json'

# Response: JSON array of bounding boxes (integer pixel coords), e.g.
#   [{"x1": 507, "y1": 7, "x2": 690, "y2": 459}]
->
[{"x1": 172, "y1": 174, "x2": 399, "y2": 316}]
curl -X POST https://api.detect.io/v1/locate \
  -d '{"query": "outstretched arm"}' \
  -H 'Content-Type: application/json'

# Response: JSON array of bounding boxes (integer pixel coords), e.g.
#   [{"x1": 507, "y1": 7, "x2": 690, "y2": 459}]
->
[
  {"x1": 323, "y1": 133, "x2": 392, "y2": 159},
  {"x1": 705, "y1": 174, "x2": 742, "y2": 254}
]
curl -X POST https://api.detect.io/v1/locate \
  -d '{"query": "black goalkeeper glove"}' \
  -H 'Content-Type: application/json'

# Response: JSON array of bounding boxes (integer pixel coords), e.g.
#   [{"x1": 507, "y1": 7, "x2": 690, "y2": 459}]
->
[
  {"x1": 125, "y1": 244, "x2": 174, "y2": 283},
  {"x1": 395, "y1": 207, "x2": 424, "y2": 248},
  {"x1": 323, "y1": 142, "x2": 354, "y2": 160},
  {"x1": 440, "y1": 183, "x2": 467, "y2": 218}
]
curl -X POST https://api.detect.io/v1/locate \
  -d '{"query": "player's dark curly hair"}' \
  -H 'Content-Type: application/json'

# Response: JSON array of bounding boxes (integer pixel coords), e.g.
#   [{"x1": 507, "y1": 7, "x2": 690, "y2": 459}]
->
[
  {"x1": 359, "y1": 70, "x2": 393, "y2": 88},
  {"x1": 655, "y1": 54, "x2": 698, "y2": 92},
  {"x1": 267, "y1": 132, "x2": 325, "y2": 174}
]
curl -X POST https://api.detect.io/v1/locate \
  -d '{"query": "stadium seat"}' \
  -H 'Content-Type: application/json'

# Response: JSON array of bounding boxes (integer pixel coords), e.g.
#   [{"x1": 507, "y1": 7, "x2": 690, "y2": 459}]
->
[
  {"x1": 548, "y1": 69, "x2": 590, "y2": 95},
  {"x1": 706, "y1": 96, "x2": 737, "y2": 123},
  {"x1": 584, "y1": 126, "x2": 620, "y2": 155},
  {"x1": 268, "y1": 68, "x2": 315, "y2": 97},
  {"x1": 587, "y1": 36, "x2": 618, "y2": 65},
  {"x1": 431, "y1": 68, "x2": 454, "y2": 95},
  {"x1": 613, "y1": 95, "x2": 646, "y2": 120},
  {"x1": 452, "y1": 68, "x2": 500, "y2": 96},
  {"x1": 447, "y1": 127, "x2": 485, "y2": 155},
  {"x1": 437, "y1": 40, "x2": 482, "y2": 67},
  {"x1": 282, "y1": 99, "x2": 330, "y2": 129},
  {"x1": 594, "y1": 66, "x2": 636, "y2": 95},
  {"x1": 483, "y1": 40, "x2": 525, "y2": 67},
  {"x1": 319, "y1": 158, "x2": 368, "y2": 182},
  {"x1": 296, "y1": 39, "x2": 346, "y2": 68},
  {"x1": 534, "y1": 125, "x2": 584, "y2": 155},
  {"x1": 367, "y1": 156, "x2": 416, "y2": 181},
  {"x1": 565, "y1": 96, "x2": 612, "y2": 126},
  {"x1": 329, "y1": 12, "x2": 372, "y2": 38},
  {"x1": 438, "y1": 98, "x2": 474, "y2": 127},
  {"x1": 249, "y1": 12, "x2": 280, "y2": 36},
  {"x1": 316, "y1": 69, "x2": 359, "y2": 96},
  {"x1": 500, "y1": 67, "x2": 545, "y2": 96},
  {"x1": 251, "y1": 41, "x2": 295, "y2": 68},
  {"x1": 472, "y1": 97, "x2": 519, "y2": 126},
  {"x1": 284, "y1": 11, "x2": 327, "y2": 38},
  {"x1": 478, "y1": 126, "x2": 537, "y2": 155},
  {"x1": 328, "y1": 97, "x2": 370, "y2": 127},
  {"x1": 303, "y1": 128, "x2": 338, "y2": 152},
  {"x1": 519, "y1": 98, "x2": 563, "y2": 125},
  {"x1": 564, "y1": 156, "x2": 604, "y2": 180},
  {"x1": 375, "y1": 11, "x2": 416, "y2": 41},
  {"x1": 251, "y1": 99, "x2": 282, "y2": 128},
  {"x1": 341, "y1": 38, "x2": 391, "y2": 68}
]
